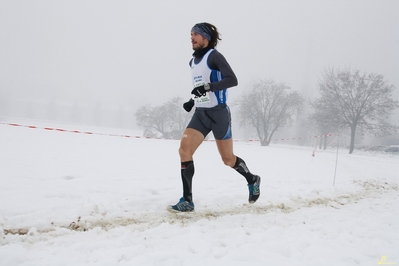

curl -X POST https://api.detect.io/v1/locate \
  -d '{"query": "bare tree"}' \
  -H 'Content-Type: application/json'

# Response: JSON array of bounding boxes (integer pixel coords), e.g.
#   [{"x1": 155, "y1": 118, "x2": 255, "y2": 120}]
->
[
  {"x1": 309, "y1": 103, "x2": 338, "y2": 150},
  {"x1": 237, "y1": 79, "x2": 304, "y2": 146},
  {"x1": 311, "y1": 68, "x2": 398, "y2": 154},
  {"x1": 135, "y1": 97, "x2": 192, "y2": 139}
]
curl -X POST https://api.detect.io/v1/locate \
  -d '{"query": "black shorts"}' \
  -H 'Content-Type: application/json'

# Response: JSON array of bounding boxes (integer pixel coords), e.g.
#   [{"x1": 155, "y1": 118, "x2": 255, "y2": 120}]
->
[{"x1": 187, "y1": 104, "x2": 232, "y2": 140}]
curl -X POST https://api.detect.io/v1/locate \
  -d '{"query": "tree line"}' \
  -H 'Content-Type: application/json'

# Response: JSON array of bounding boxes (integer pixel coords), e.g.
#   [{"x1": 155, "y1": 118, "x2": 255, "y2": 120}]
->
[{"x1": 135, "y1": 68, "x2": 398, "y2": 154}]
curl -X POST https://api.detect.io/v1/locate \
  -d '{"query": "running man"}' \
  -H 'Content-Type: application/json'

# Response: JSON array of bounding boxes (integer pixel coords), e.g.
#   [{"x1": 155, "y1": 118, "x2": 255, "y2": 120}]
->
[{"x1": 167, "y1": 22, "x2": 261, "y2": 212}]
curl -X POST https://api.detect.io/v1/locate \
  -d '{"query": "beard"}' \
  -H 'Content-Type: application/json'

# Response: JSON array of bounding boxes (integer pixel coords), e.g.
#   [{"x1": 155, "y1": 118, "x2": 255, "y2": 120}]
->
[{"x1": 192, "y1": 42, "x2": 207, "y2": 51}]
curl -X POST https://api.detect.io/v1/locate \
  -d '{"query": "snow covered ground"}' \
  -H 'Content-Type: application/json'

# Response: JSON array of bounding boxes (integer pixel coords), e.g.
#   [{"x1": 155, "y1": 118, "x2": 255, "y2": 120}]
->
[{"x1": 1, "y1": 119, "x2": 398, "y2": 266}]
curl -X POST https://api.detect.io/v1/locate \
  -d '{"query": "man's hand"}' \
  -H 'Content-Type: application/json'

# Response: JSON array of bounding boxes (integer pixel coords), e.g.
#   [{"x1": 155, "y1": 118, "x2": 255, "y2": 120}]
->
[
  {"x1": 183, "y1": 98, "x2": 194, "y2": 112},
  {"x1": 191, "y1": 83, "x2": 210, "y2": 97}
]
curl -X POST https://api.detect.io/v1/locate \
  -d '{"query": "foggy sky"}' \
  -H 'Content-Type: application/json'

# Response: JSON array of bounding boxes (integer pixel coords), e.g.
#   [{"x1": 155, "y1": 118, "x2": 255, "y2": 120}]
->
[{"x1": 1, "y1": 0, "x2": 398, "y2": 122}]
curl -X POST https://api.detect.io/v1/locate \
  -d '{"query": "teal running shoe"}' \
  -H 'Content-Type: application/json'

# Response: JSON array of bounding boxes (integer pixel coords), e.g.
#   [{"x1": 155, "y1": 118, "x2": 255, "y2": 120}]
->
[
  {"x1": 167, "y1": 197, "x2": 195, "y2": 213},
  {"x1": 248, "y1": 175, "x2": 261, "y2": 203}
]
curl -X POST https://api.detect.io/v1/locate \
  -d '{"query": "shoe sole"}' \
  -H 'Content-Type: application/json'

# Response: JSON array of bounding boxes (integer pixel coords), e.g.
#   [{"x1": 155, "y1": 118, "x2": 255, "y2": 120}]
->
[{"x1": 249, "y1": 196, "x2": 260, "y2": 204}]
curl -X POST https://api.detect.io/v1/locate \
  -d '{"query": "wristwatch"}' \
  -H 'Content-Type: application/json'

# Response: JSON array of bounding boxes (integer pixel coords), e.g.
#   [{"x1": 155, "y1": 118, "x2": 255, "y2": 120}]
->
[{"x1": 204, "y1": 83, "x2": 211, "y2": 91}]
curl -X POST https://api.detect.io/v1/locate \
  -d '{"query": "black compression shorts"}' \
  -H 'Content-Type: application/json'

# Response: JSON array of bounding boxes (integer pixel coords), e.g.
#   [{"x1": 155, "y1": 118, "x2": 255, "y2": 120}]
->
[{"x1": 187, "y1": 104, "x2": 232, "y2": 140}]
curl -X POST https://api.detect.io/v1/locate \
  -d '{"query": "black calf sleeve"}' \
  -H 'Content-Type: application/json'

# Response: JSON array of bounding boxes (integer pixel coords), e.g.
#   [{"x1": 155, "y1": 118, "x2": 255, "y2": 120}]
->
[
  {"x1": 233, "y1": 157, "x2": 255, "y2": 184},
  {"x1": 181, "y1": 161, "x2": 194, "y2": 202}
]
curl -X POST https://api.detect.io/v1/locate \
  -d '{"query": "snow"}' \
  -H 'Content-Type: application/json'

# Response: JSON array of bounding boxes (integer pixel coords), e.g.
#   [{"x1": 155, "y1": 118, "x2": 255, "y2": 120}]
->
[{"x1": 1, "y1": 119, "x2": 398, "y2": 266}]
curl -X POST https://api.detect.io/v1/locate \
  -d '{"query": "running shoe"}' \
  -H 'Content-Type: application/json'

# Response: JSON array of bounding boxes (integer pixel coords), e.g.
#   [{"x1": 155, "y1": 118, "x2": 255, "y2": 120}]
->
[
  {"x1": 167, "y1": 197, "x2": 195, "y2": 213},
  {"x1": 248, "y1": 175, "x2": 261, "y2": 203}
]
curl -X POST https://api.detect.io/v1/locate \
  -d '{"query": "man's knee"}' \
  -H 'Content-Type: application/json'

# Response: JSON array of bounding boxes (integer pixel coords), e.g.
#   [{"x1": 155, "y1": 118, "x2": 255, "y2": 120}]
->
[{"x1": 179, "y1": 146, "x2": 190, "y2": 158}]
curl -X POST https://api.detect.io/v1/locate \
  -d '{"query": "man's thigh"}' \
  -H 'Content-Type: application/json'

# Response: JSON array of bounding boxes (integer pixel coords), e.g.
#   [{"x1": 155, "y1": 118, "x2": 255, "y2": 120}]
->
[
  {"x1": 215, "y1": 138, "x2": 235, "y2": 167},
  {"x1": 179, "y1": 128, "x2": 205, "y2": 161}
]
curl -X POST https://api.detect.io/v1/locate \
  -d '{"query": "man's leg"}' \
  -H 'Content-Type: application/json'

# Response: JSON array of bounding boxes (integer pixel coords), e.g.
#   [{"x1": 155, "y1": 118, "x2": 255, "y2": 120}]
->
[
  {"x1": 168, "y1": 128, "x2": 204, "y2": 212},
  {"x1": 216, "y1": 138, "x2": 261, "y2": 203},
  {"x1": 215, "y1": 138, "x2": 254, "y2": 183},
  {"x1": 178, "y1": 128, "x2": 204, "y2": 202}
]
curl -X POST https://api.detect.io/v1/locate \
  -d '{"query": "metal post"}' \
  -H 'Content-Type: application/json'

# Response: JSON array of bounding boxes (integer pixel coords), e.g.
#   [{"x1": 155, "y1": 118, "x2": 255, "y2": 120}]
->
[{"x1": 333, "y1": 134, "x2": 339, "y2": 186}]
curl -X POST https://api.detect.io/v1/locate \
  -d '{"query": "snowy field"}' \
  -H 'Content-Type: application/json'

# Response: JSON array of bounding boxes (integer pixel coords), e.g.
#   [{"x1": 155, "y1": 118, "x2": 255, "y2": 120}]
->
[{"x1": 1, "y1": 119, "x2": 398, "y2": 266}]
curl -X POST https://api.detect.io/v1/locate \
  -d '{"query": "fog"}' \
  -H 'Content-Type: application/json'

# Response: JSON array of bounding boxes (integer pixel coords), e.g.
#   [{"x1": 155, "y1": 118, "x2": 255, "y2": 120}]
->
[{"x1": 1, "y1": 0, "x2": 398, "y2": 129}]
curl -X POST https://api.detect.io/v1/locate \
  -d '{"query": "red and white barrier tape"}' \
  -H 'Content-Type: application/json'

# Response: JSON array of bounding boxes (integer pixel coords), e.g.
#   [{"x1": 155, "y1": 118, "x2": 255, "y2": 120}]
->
[
  {"x1": 1, "y1": 121, "x2": 339, "y2": 142},
  {"x1": 244, "y1": 133, "x2": 339, "y2": 143},
  {"x1": 276, "y1": 133, "x2": 339, "y2": 141},
  {"x1": 0, "y1": 122, "x2": 149, "y2": 139}
]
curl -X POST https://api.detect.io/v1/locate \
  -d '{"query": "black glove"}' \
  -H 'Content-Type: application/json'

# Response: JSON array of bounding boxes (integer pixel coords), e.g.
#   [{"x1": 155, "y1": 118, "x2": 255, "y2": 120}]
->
[
  {"x1": 191, "y1": 83, "x2": 210, "y2": 97},
  {"x1": 183, "y1": 98, "x2": 194, "y2": 112}
]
